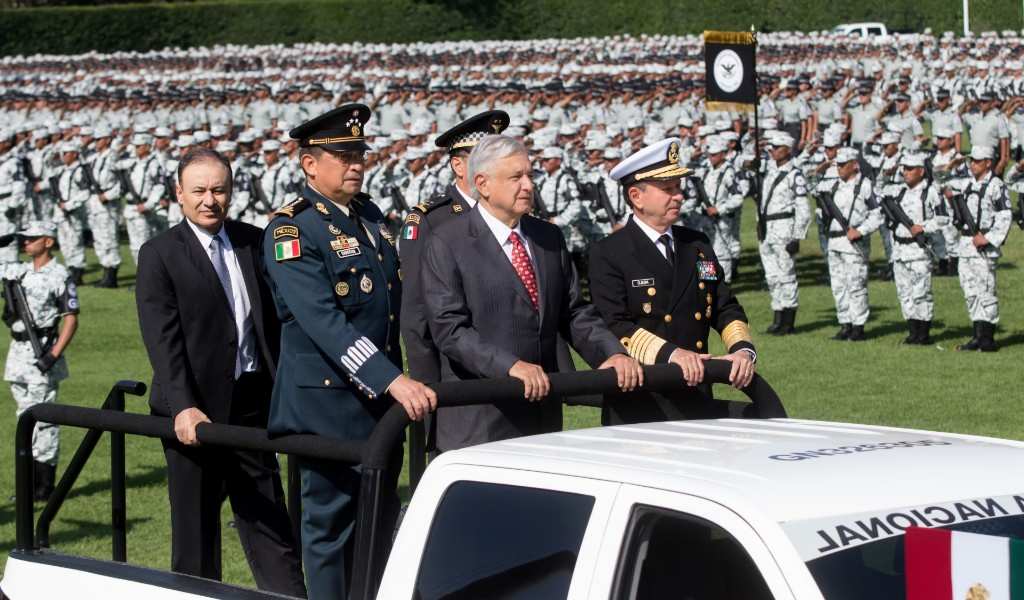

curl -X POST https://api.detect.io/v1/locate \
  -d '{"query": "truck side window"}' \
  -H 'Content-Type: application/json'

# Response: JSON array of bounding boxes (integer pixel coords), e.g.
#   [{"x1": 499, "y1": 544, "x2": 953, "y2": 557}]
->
[
  {"x1": 867, "y1": 26, "x2": 882, "y2": 35},
  {"x1": 612, "y1": 506, "x2": 775, "y2": 600},
  {"x1": 414, "y1": 481, "x2": 595, "y2": 600}
]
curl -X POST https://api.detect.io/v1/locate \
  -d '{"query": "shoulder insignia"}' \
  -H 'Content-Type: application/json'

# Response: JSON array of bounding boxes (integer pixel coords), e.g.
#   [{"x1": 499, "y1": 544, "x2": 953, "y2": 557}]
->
[
  {"x1": 273, "y1": 238, "x2": 301, "y2": 261},
  {"x1": 405, "y1": 213, "x2": 421, "y2": 225},
  {"x1": 315, "y1": 201, "x2": 330, "y2": 215},
  {"x1": 273, "y1": 198, "x2": 309, "y2": 218},
  {"x1": 273, "y1": 225, "x2": 299, "y2": 239}
]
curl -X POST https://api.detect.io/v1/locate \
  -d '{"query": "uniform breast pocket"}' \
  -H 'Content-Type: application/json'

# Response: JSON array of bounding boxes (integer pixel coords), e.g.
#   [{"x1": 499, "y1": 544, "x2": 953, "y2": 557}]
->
[
  {"x1": 627, "y1": 279, "x2": 659, "y2": 316},
  {"x1": 332, "y1": 254, "x2": 375, "y2": 307}
]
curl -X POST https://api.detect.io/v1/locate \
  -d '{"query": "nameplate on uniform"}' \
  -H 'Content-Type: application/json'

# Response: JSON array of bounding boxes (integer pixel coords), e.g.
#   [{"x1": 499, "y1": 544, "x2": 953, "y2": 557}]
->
[
  {"x1": 337, "y1": 248, "x2": 361, "y2": 258},
  {"x1": 632, "y1": 278, "x2": 655, "y2": 287},
  {"x1": 273, "y1": 225, "x2": 299, "y2": 240},
  {"x1": 697, "y1": 261, "x2": 718, "y2": 281}
]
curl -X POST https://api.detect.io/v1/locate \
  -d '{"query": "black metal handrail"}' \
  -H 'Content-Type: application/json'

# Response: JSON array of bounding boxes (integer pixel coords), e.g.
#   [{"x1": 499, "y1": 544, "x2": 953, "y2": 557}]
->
[
  {"x1": 15, "y1": 360, "x2": 783, "y2": 600},
  {"x1": 34, "y1": 380, "x2": 146, "y2": 555}
]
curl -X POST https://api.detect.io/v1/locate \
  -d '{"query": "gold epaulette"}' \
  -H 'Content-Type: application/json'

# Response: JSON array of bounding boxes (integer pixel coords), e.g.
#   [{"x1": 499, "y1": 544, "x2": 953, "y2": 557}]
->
[
  {"x1": 721, "y1": 320, "x2": 753, "y2": 349},
  {"x1": 621, "y1": 328, "x2": 669, "y2": 365},
  {"x1": 273, "y1": 198, "x2": 309, "y2": 219}
]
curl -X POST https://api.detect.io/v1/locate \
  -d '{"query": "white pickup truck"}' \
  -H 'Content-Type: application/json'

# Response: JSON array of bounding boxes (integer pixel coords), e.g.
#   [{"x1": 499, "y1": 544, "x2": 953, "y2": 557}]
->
[{"x1": 4, "y1": 413, "x2": 1024, "y2": 599}]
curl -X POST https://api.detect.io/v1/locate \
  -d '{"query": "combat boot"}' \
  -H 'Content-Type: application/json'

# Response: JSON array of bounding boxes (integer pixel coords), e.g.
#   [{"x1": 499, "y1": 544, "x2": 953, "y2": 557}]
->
[
  {"x1": 765, "y1": 311, "x2": 783, "y2": 334},
  {"x1": 935, "y1": 259, "x2": 949, "y2": 276},
  {"x1": 977, "y1": 321, "x2": 998, "y2": 352},
  {"x1": 848, "y1": 325, "x2": 867, "y2": 341},
  {"x1": 956, "y1": 322, "x2": 982, "y2": 351},
  {"x1": 917, "y1": 320, "x2": 933, "y2": 345},
  {"x1": 902, "y1": 320, "x2": 918, "y2": 345},
  {"x1": 95, "y1": 266, "x2": 118, "y2": 288},
  {"x1": 775, "y1": 308, "x2": 796, "y2": 336},
  {"x1": 947, "y1": 257, "x2": 959, "y2": 276},
  {"x1": 833, "y1": 324, "x2": 852, "y2": 340},
  {"x1": 34, "y1": 461, "x2": 55, "y2": 502}
]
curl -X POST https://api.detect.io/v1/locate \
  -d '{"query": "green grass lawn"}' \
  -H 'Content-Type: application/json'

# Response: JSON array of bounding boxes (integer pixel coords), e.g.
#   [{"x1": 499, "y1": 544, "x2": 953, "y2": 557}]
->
[{"x1": 0, "y1": 197, "x2": 1021, "y2": 587}]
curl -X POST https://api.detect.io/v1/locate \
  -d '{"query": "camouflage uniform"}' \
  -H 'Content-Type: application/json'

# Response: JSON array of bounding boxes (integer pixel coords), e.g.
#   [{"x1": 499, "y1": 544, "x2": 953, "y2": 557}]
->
[
  {"x1": 930, "y1": 148, "x2": 968, "y2": 264},
  {"x1": 122, "y1": 154, "x2": 166, "y2": 265},
  {"x1": 692, "y1": 162, "x2": 743, "y2": 282},
  {"x1": 536, "y1": 166, "x2": 590, "y2": 253},
  {"x1": 955, "y1": 173, "x2": 1012, "y2": 325},
  {"x1": 2, "y1": 259, "x2": 79, "y2": 466},
  {"x1": 883, "y1": 181, "x2": 947, "y2": 322},
  {"x1": 757, "y1": 162, "x2": 811, "y2": 315},
  {"x1": 52, "y1": 161, "x2": 90, "y2": 272},
  {"x1": 824, "y1": 174, "x2": 882, "y2": 329},
  {"x1": 84, "y1": 147, "x2": 123, "y2": 270},
  {"x1": 0, "y1": 152, "x2": 26, "y2": 264}
]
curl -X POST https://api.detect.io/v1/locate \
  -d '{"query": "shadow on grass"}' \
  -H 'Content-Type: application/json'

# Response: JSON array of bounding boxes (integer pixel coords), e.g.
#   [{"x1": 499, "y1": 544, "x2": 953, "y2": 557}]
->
[
  {"x1": 64, "y1": 464, "x2": 168, "y2": 503},
  {"x1": 0, "y1": 516, "x2": 152, "y2": 552}
]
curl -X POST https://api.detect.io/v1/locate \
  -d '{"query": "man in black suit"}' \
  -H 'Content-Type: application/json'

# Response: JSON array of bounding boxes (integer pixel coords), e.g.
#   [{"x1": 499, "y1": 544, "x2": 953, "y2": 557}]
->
[
  {"x1": 588, "y1": 137, "x2": 757, "y2": 425},
  {"x1": 135, "y1": 147, "x2": 306, "y2": 596},
  {"x1": 421, "y1": 134, "x2": 643, "y2": 451}
]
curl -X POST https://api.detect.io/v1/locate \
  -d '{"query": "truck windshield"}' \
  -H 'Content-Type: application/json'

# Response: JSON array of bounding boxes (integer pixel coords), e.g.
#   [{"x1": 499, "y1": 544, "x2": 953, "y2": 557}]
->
[{"x1": 801, "y1": 514, "x2": 1024, "y2": 599}]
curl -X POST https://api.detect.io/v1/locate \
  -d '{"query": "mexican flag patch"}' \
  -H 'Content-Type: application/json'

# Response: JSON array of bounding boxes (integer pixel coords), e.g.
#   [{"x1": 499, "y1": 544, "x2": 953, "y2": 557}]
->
[
  {"x1": 274, "y1": 239, "x2": 301, "y2": 261},
  {"x1": 402, "y1": 225, "x2": 418, "y2": 240}
]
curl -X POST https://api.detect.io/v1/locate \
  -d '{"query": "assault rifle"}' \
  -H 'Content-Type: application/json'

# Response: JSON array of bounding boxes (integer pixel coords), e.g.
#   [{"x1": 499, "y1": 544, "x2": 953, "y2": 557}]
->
[
  {"x1": 531, "y1": 190, "x2": 553, "y2": 220},
  {"x1": 1, "y1": 276, "x2": 53, "y2": 371},
  {"x1": 115, "y1": 169, "x2": 142, "y2": 204},
  {"x1": 879, "y1": 192, "x2": 936, "y2": 259},
  {"x1": 687, "y1": 176, "x2": 715, "y2": 217},
  {"x1": 815, "y1": 187, "x2": 851, "y2": 234}
]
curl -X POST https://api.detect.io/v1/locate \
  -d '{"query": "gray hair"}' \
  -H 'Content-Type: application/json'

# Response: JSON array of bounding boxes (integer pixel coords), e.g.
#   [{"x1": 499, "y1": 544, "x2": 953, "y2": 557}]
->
[{"x1": 467, "y1": 134, "x2": 528, "y2": 200}]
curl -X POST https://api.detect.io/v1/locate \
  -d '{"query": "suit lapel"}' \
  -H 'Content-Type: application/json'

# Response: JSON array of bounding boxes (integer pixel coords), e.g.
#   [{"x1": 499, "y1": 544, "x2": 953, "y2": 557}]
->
[
  {"x1": 468, "y1": 207, "x2": 536, "y2": 312},
  {"x1": 668, "y1": 226, "x2": 699, "y2": 311},
  {"x1": 176, "y1": 222, "x2": 233, "y2": 315}
]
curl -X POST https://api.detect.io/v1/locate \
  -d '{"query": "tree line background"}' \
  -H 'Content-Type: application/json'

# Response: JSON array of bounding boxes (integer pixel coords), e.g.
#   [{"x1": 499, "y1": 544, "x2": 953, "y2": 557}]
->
[{"x1": 0, "y1": 0, "x2": 1021, "y2": 56}]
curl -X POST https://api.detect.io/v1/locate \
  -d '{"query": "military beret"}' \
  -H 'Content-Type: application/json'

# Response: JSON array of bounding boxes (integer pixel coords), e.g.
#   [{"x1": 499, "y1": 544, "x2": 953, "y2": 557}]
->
[{"x1": 290, "y1": 103, "x2": 371, "y2": 152}]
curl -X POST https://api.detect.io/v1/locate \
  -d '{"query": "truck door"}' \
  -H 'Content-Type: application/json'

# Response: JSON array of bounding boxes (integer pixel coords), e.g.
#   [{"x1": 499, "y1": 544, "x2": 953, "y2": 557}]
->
[
  {"x1": 588, "y1": 486, "x2": 804, "y2": 600},
  {"x1": 378, "y1": 465, "x2": 619, "y2": 600}
]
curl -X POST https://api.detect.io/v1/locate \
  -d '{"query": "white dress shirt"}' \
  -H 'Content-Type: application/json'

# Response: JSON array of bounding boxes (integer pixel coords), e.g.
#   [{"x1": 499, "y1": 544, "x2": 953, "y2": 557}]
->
[
  {"x1": 478, "y1": 203, "x2": 535, "y2": 265},
  {"x1": 633, "y1": 216, "x2": 674, "y2": 260},
  {"x1": 186, "y1": 219, "x2": 258, "y2": 378}
]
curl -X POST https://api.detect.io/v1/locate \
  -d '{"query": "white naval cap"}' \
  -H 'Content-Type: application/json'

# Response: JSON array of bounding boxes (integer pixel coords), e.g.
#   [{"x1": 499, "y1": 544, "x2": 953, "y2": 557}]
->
[
  {"x1": 609, "y1": 137, "x2": 690, "y2": 184},
  {"x1": 836, "y1": 147, "x2": 860, "y2": 164}
]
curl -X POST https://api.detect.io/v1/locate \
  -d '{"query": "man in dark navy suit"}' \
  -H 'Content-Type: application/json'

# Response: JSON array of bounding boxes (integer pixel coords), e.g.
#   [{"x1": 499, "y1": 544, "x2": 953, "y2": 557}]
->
[
  {"x1": 262, "y1": 104, "x2": 436, "y2": 599},
  {"x1": 421, "y1": 134, "x2": 642, "y2": 451}
]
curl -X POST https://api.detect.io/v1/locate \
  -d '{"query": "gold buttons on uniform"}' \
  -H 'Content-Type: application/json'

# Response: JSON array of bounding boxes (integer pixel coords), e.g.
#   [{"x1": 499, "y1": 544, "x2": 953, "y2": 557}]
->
[
  {"x1": 389, "y1": 314, "x2": 395, "y2": 321},
  {"x1": 335, "y1": 282, "x2": 350, "y2": 297},
  {"x1": 377, "y1": 253, "x2": 383, "y2": 261},
  {"x1": 350, "y1": 267, "x2": 357, "y2": 273},
  {"x1": 323, "y1": 379, "x2": 331, "y2": 386},
  {"x1": 706, "y1": 306, "x2": 712, "y2": 318},
  {"x1": 387, "y1": 283, "x2": 392, "y2": 290},
  {"x1": 694, "y1": 312, "x2": 702, "y2": 321},
  {"x1": 706, "y1": 293, "x2": 713, "y2": 304},
  {"x1": 699, "y1": 282, "x2": 705, "y2": 290},
  {"x1": 385, "y1": 345, "x2": 392, "y2": 352},
  {"x1": 647, "y1": 287, "x2": 656, "y2": 297},
  {"x1": 664, "y1": 315, "x2": 672, "y2": 323},
  {"x1": 696, "y1": 340, "x2": 703, "y2": 350}
]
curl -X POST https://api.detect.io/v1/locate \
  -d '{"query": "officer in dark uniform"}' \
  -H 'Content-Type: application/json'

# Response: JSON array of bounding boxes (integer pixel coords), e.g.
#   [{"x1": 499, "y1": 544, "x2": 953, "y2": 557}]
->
[
  {"x1": 399, "y1": 109, "x2": 510, "y2": 384},
  {"x1": 588, "y1": 138, "x2": 758, "y2": 425},
  {"x1": 262, "y1": 104, "x2": 436, "y2": 599}
]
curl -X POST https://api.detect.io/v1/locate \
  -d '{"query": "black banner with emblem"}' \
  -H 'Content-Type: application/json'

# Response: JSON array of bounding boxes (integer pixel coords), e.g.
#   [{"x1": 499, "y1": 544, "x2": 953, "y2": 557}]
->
[{"x1": 703, "y1": 30, "x2": 757, "y2": 112}]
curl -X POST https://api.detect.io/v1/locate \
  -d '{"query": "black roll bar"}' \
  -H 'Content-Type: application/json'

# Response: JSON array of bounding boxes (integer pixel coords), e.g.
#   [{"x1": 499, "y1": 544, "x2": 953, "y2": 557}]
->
[{"x1": 15, "y1": 360, "x2": 783, "y2": 600}]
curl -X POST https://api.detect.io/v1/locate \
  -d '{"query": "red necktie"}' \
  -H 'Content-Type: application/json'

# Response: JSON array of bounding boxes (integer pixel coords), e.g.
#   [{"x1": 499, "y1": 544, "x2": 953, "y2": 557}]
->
[{"x1": 508, "y1": 231, "x2": 539, "y2": 311}]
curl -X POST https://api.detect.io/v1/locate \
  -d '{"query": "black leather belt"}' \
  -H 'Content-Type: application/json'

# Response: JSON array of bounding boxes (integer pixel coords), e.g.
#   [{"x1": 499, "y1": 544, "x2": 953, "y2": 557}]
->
[
  {"x1": 762, "y1": 212, "x2": 794, "y2": 222},
  {"x1": 11, "y1": 327, "x2": 56, "y2": 343},
  {"x1": 894, "y1": 235, "x2": 916, "y2": 244}
]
